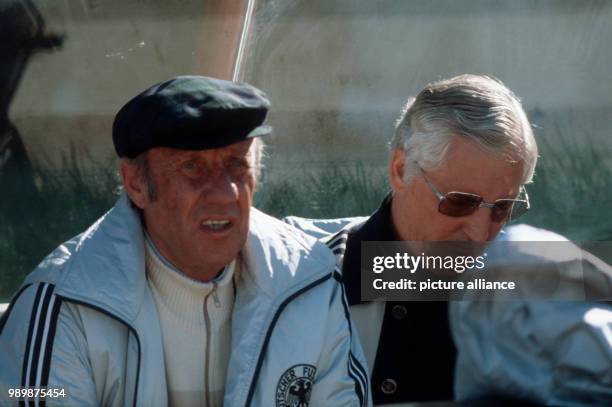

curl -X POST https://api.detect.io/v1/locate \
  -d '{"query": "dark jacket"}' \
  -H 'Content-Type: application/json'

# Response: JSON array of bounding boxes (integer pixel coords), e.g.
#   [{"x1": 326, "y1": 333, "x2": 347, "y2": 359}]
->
[{"x1": 286, "y1": 195, "x2": 457, "y2": 404}]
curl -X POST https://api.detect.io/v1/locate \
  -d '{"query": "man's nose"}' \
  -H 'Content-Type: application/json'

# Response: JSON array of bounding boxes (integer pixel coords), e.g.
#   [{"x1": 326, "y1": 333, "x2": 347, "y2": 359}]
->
[
  {"x1": 463, "y1": 207, "x2": 492, "y2": 242},
  {"x1": 202, "y1": 169, "x2": 238, "y2": 203}
]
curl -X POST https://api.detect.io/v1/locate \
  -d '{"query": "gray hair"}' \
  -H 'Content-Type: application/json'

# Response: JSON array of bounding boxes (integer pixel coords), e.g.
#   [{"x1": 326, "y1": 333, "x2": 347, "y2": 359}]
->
[
  {"x1": 249, "y1": 137, "x2": 265, "y2": 182},
  {"x1": 391, "y1": 74, "x2": 538, "y2": 184},
  {"x1": 122, "y1": 138, "x2": 265, "y2": 201}
]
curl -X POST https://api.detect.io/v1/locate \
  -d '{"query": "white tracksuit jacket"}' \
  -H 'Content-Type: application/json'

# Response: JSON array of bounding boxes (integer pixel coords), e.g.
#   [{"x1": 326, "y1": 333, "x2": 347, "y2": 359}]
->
[{"x1": 0, "y1": 194, "x2": 371, "y2": 407}]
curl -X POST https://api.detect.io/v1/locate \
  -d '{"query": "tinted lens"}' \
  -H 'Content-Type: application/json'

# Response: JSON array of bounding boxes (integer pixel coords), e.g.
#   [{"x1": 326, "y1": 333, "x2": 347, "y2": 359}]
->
[
  {"x1": 509, "y1": 200, "x2": 529, "y2": 220},
  {"x1": 491, "y1": 200, "x2": 514, "y2": 222},
  {"x1": 439, "y1": 192, "x2": 482, "y2": 217}
]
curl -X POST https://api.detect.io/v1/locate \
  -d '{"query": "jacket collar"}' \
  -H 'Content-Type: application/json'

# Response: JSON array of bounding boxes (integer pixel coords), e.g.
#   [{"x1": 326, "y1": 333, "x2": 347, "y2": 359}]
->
[
  {"x1": 41, "y1": 193, "x2": 149, "y2": 325},
  {"x1": 343, "y1": 193, "x2": 396, "y2": 305},
  {"x1": 241, "y1": 206, "x2": 336, "y2": 299}
]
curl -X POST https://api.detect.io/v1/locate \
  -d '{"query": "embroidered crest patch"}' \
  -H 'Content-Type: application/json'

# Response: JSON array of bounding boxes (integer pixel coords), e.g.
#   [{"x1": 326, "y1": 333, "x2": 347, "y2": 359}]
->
[{"x1": 275, "y1": 364, "x2": 316, "y2": 407}]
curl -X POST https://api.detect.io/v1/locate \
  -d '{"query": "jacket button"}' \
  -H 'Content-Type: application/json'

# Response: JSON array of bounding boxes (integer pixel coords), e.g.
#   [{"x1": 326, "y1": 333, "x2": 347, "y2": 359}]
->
[
  {"x1": 381, "y1": 378, "x2": 397, "y2": 394},
  {"x1": 391, "y1": 305, "x2": 407, "y2": 320}
]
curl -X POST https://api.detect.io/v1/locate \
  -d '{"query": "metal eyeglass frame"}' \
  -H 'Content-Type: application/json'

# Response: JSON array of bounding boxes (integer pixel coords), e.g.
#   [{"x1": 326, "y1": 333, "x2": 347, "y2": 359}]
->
[{"x1": 416, "y1": 163, "x2": 530, "y2": 220}]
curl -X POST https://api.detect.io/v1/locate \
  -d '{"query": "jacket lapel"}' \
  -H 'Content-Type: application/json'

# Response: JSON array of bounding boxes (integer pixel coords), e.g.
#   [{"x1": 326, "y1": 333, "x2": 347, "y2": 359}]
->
[{"x1": 51, "y1": 193, "x2": 147, "y2": 325}]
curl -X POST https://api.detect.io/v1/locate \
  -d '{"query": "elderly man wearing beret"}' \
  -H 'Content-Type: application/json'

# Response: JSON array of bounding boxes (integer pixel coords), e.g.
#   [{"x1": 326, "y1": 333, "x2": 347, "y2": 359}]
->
[{"x1": 0, "y1": 76, "x2": 370, "y2": 407}]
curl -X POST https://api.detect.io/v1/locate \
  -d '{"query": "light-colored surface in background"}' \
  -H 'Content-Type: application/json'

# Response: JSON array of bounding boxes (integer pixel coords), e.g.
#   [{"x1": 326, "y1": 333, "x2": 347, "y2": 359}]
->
[
  {"x1": 246, "y1": 0, "x2": 612, "y2": 170},
  {"x1": 13, "y1": 0, "x2": 247, "y2": 168},
  {"x1": 9, "y1": 0, "x2": 612, "y2": 176}
]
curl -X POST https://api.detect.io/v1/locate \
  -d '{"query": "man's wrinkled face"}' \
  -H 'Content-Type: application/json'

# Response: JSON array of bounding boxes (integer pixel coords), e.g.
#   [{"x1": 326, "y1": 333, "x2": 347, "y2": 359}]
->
[
  {"x1": 390, "y1": 137, "x2": 524, "y2": 243},
  {"x1": 126, "y1": 139, "x2": 255, "y2": 280}
]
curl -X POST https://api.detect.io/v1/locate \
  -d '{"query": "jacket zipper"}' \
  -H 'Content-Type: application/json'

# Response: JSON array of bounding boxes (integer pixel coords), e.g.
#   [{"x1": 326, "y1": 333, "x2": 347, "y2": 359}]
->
[{"x1": 203, "y1": 281, "x2": 220, "y2": 406}]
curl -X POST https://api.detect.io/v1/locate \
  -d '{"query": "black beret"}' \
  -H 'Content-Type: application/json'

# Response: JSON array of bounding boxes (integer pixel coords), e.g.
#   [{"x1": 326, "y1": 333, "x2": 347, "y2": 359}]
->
[{"x1": 112, "y1": 75, "x2": 271, "y2": 158}]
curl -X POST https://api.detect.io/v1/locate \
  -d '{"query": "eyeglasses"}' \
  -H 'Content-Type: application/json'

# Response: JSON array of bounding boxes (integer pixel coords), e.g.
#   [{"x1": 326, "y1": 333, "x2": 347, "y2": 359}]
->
[{"x1": 417, "y1": 164, "x2": 530, "y2": 223}]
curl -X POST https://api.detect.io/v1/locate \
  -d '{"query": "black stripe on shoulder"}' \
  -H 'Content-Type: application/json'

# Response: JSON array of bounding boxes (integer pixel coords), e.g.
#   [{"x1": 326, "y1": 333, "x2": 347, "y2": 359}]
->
[
  {"x1": 332, "y1": 246, "x2": 346, "y2": 256},
  {"x1": 325, "y1": 229, "x2": 349, "y2": 249},
  {"x1": 337, "y1": 271, "x2": 369, "y2": 405},
  {"x1": 40, "y1": 296, "x2": 63, "y2": 389},
  {"x1": 28, "y1": 284, "x2": 55, "y2": 387},
  {"x1": 21, "y1": 283, "x2": 47, "y2": 388},
  {"x1": 245, "y1": 273, "x2": 333, "y2": 407},
  {"x1": 328, "y1": 236, "x2": 348, "y2": 251},
  {"x1": 0, "y1": 283, "x2": 33, "y2": 335},
  {"x1": 348, "y1": 364, "x2": 365, "y2": 406},
  {"x1": 350, "y1": 355, "x2": 369, "y2": 404},
  {"x1": 350, "y1": 352, "x2": 369, "y2": 406},
  {"x1": 350, "y1": 352, "x2": 368, "y2": 390}
]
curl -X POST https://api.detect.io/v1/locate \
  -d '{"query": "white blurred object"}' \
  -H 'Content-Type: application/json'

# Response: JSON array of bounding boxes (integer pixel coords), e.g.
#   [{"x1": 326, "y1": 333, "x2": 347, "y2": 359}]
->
[{"x1": 451, "y1": 224, "x2": 612, "y2": 406}]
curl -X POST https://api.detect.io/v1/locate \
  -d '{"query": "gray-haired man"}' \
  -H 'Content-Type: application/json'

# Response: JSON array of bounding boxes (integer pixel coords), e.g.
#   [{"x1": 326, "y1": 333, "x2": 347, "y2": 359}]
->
[
  {"x1": 288, "y1": 74, "x2": 612, "y2": 406},
  {"x1": 287, "y1": 74, "x2": 538, "y2": 404}
]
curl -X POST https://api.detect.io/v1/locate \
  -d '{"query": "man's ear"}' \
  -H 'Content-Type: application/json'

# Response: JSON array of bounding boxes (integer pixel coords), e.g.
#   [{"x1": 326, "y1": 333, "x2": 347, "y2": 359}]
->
[
  {"x1": 389, "y1": 149, "x2": 407, "y2": 192},
  {"x1": 120, "y1": 159, "x2": 149, "y2": 209}
]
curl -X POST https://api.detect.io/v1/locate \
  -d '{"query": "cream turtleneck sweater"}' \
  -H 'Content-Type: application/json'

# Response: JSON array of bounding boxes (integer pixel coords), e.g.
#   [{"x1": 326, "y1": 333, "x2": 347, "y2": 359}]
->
[{"x1": 145, "y1": 237, "x2": 237, "y2": 407}]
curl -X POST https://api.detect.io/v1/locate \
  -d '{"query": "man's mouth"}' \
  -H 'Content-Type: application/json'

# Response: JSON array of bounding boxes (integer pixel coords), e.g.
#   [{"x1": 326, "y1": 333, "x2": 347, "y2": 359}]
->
[{"x1": 201, "y1": 219, "x2": 232, "y2": 231}]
